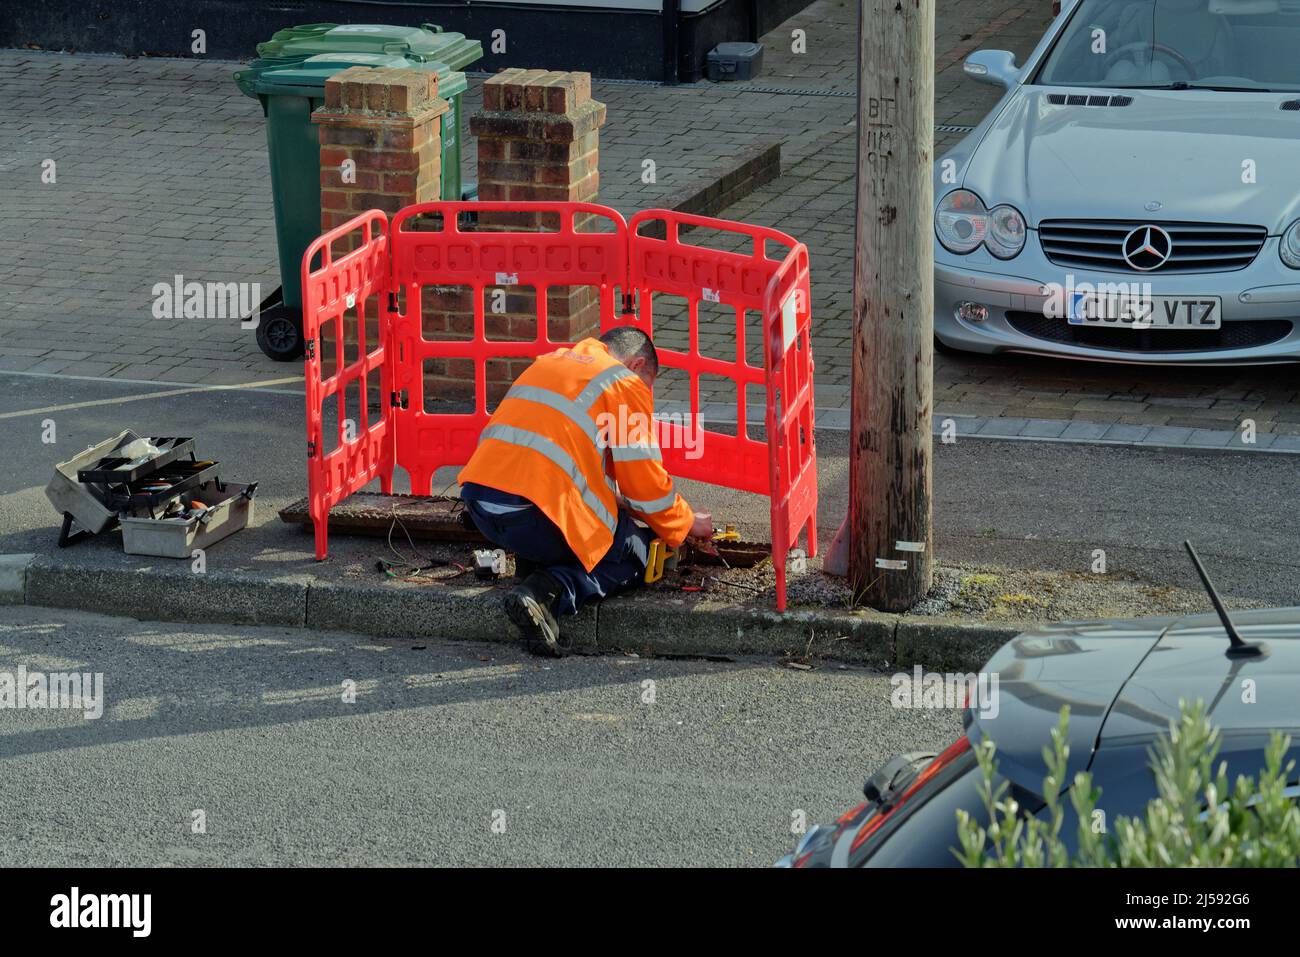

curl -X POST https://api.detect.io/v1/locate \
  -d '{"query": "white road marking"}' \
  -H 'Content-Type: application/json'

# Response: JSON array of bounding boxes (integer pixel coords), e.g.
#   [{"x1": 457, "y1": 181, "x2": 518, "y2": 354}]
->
[
  {"x1": 0, "y1": 373, "x2": 305, "y2": 420},
  {"x1": 0, "y1": 369, "x2": 303, "y2": 395}
]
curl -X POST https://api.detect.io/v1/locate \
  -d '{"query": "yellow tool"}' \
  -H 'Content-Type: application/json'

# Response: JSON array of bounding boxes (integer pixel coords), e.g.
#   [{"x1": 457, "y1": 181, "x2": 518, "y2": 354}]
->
[
  {"x1": 645, "y1": 524, "x2": 740, "y2": 583},
  {"x1": 645, "y1": 538, "x2": 678, "y2": 584}
]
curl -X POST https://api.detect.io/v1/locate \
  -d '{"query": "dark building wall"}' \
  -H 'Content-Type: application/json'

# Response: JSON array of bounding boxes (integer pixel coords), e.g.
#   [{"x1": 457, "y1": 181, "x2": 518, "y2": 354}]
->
[{"x1": 1, "y1": 0, "x2": 813, "y2": 82}]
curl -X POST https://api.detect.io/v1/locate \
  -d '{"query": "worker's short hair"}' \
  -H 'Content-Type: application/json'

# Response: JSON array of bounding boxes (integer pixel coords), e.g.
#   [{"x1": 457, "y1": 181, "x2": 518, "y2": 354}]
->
[{"x1": 599, "y1": 326, "x2": 659, "y2": 377}]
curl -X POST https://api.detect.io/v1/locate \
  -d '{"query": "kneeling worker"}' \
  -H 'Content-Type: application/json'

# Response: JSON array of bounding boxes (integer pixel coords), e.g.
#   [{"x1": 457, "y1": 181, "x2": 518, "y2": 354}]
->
[{"x1": 458, "y1": 327, "x2": 713, "y2": 656}]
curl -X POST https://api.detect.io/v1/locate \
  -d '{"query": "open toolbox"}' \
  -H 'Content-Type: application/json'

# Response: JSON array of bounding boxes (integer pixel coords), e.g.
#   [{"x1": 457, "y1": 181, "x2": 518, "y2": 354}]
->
[
  {"x1": 120, "y1": 479, "x2": 257, "y2": 558},
  {"x1": 46, "y1": 431, "x2": 257, "y2": 555}
]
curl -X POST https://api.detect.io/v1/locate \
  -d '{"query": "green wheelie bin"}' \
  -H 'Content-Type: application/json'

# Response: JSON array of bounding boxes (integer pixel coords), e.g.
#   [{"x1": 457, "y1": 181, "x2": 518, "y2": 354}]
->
[{"x1": 234, "y1": 24, "x2": 481, "y2": 360}]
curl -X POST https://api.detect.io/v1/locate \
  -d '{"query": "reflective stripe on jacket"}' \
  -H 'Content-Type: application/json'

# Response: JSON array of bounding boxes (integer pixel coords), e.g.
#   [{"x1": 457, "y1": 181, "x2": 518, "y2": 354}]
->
[{"x1": 457, "y1": 337, "x2": 694, "y2": 572}]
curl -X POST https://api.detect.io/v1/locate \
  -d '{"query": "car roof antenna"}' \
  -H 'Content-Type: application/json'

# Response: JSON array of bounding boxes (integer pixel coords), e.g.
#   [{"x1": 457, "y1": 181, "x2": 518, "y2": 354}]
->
[{"x1": 1183, "y1": 541, "x2": 1266, "y2": 659}]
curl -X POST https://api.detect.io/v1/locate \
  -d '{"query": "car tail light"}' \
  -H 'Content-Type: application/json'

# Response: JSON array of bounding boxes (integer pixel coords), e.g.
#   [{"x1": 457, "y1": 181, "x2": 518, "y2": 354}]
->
[
  {"x1": 849, "y1": 735, "x2": 973, "y2": 853},
  {"x1": 836, "y1": 802, "x2": 869, "y2": 826}
]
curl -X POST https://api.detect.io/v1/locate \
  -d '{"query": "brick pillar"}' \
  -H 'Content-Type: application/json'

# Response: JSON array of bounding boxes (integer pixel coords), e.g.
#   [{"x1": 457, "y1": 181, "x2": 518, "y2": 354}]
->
[
  {"x1": 419, "y1": 69, "x2": 607, "y2": 405},
  {"x1": 313, "y1": 66, "x2": 448, "y2": 249},
  {"x1": 470, "y1": 68, "x2": 604, "y2": 232}
]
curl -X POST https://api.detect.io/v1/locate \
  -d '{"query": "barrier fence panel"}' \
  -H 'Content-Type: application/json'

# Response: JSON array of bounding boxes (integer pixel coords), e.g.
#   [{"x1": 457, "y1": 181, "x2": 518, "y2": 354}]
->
[
  {"x1": 761, "y1": 243, "x2": 818, "y2": 611},
  {"x1": 388, "y1": 201, "x2": 630, "y2": 496},
  {"x1": 302, "y1": 211, "x2": 395, "y2": 560},
  {"x1": 622, "y1": 209, "x2": 795, "y2": 496},
  {"x1": 622, "y1": 209, "x2": 817, "y2": 609},
  {"x1": 303, "y1": 202, "x2": 816, "y2": 611}
]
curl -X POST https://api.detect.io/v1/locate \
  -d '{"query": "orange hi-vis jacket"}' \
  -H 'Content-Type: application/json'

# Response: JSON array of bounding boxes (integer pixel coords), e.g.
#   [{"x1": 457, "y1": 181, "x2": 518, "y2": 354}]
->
[{"x1": 457, "y1": 338, "x2": 695, "y2": 572}]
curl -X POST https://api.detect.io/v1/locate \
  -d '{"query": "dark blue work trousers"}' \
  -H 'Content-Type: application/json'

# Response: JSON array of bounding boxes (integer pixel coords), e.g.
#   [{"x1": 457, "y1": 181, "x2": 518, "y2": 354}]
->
[{"x1": 460, "y1": 482, "x2": 651, "y2": 616}]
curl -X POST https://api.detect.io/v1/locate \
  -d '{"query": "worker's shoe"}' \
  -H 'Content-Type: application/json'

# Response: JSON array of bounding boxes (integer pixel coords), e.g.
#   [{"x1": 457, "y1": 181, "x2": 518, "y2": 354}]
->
[{"x1": 504, "y1": 570, "x2": 563, "y2": 657}]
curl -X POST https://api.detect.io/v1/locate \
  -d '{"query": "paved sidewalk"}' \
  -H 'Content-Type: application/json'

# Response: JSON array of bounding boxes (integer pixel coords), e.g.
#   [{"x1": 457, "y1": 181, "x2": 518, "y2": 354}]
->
[
  {"x1": 4, "y1": 373, "x2": 1295, "y2": 652},
  {"x1": 0, "y1": 0, "x2": 1026, "y2": 388}
]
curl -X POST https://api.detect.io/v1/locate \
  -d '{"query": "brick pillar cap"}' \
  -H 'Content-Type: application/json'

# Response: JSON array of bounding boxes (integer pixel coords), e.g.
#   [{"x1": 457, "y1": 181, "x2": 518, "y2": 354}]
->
[
  {"x1": 482, "y1": 68, "x2": 594, "y2": 115},
  {"x1": 317, "y1": 66, "x2": 449, "y2": 120}
]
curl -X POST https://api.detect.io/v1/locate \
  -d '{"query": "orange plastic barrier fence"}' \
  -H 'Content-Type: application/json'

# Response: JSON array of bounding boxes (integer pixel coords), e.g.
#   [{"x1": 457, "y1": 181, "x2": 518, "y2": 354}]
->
[
  {"x1": 760, "y1": 242, "x2": 818, "y2": 608},
  {"x1": 387, "y1": 201, "x2": 629, "y2": 497},
  {"x1": 301, "y1": 202, "x2": 817, "y2": 609},
  {"x1": 301, "y1": 211, "x2": 394, "y2": 563},
  {"x1": 621, "y1": 209, "x2": 817, "y2": 608}
]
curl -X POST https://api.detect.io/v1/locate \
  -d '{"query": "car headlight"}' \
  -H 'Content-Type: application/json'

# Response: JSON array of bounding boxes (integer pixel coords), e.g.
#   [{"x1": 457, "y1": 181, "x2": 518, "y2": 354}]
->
[
  {"x1": 986, "y1": 204, "x2": 1027, "y2": 259},
  {"x1": 1281, "y1": 219, "x2": 1300, "y2": 269},
  {"x1": 935, "y1": 190, "x2": 1027, "y2": 259},
  {"x1": 935, "y1": 189, "x2": 987, "y2": 254}
]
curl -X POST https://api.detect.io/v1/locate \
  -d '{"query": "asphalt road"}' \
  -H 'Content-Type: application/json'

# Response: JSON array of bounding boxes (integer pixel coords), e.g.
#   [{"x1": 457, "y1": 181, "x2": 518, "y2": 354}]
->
[
  {"x1": 1, "y1": 369, "x2": 1295, "y2": 604},
  {"x1": 0, "y1": 605, "x2": 962, "y2": 867},
  {"x1": 1, "y1": 369, "x2": 1293, "y2": 866}
]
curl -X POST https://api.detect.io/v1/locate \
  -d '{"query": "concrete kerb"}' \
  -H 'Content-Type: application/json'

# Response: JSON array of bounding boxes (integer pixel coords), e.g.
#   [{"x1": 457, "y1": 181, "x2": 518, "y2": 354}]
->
[
  {"x1": 7, "y1": 553, "x2": 1030, "y2": 672},
  {"x1": 597, "y1": 598, "x2": 898, "y2": 667},
  {"x1": 304, "y1": 577, "x2": 600, "y2": 650},
  {"x1": 0, "y1": 553, "x2": 35, "y2": 606},
  {"x1": 21, "y1": 555, "x2": 311, "y2": 628},
  {"x1": 894, "y1": 617, "x2": 1021, "y2": 673}
]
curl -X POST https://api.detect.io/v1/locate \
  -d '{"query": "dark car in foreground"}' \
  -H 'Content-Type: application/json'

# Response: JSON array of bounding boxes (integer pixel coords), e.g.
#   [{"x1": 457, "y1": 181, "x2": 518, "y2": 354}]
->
[{"x1": 780, "y1": 601, "x2": 1300, "y2": 867}]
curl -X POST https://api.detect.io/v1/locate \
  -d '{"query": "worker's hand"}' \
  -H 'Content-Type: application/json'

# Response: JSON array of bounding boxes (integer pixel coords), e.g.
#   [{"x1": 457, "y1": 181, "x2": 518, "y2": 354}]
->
[{"x1": 688, "y1": 511, "x2": 714, "y2": 542}]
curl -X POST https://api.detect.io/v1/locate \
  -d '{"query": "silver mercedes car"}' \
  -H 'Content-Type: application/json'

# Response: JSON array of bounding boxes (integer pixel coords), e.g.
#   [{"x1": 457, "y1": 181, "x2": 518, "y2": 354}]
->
[{"x1": 934, "y1": 0, "x2": 1300, "y2": 364}]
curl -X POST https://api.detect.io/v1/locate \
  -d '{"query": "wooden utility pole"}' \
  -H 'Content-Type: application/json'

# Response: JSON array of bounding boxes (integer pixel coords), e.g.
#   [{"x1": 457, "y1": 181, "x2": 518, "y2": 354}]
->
[{"x1": 847, "y1": 0, "x2": 935, "y2": 611}]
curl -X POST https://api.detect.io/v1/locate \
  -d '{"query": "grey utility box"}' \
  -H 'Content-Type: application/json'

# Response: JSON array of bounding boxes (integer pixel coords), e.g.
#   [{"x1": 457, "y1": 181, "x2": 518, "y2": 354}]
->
[
  {"x1": 707, "y1": 42, "x2": 764, "y2": 82},
  {"x1": 120, "y1": 481, "x2": 257, "y2": 559}
]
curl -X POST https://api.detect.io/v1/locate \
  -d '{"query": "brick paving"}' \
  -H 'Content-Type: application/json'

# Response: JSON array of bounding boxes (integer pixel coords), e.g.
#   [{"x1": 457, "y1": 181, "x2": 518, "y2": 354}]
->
[
  {"x1": 2, "y1": 0, "x2": 1299, "y2": 438},
  {"x1": 0, "y1": 22, "x2": 860, "y2": 387}
]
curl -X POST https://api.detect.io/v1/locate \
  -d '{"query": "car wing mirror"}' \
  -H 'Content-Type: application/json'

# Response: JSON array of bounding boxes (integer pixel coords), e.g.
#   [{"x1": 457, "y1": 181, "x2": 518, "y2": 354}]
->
[
  {"x1": 863, "y1": 751, "x2": 936, "y2": 804},
  {"x1": 964, "y1": 50, "x2": 1020, "y2": 90}
]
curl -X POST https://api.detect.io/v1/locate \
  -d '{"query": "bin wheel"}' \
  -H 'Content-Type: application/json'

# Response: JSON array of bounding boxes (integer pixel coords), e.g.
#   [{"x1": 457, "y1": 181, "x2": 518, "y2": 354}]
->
[{"x1": 257, "y1": 313, "x2": 305, "y2": 361}]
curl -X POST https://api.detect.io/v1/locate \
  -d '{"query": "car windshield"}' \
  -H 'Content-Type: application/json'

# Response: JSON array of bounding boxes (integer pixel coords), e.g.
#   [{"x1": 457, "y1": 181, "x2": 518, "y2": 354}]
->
[{"x1": 1035, "y1": 0, "x2": 1300, "y2": 92}]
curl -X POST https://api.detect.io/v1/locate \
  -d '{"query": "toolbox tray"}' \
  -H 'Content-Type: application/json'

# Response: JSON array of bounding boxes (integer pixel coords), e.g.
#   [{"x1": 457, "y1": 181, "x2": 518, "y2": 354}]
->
[
  {"x1": 120, "y1": 480, "x2": 257, "y2": 558},
  {"x1": 77, "y1": 436, "x2": 194, "y2": 484},
  {"x1": 108, "y1": 459, "x2": 221, "y2": 514},
  {"x1": 47, "y1": 430, "x2": 147, "y2": 537}
]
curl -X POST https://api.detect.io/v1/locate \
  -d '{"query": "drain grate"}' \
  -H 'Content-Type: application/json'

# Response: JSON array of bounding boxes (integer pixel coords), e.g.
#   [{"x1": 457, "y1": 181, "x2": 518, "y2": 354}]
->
[{"x1": 725, "y1": 85, "x2": 855, "y2": 97}]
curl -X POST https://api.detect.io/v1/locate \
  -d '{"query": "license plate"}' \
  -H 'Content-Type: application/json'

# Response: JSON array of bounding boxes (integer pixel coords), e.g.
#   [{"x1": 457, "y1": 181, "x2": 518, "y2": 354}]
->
[{"x1": 1067, "y1": 293, "x2": 1221, "y2": 329}]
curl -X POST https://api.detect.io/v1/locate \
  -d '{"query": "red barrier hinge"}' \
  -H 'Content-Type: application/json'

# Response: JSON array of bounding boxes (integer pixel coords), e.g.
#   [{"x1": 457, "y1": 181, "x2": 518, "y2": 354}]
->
[
  {"x1": 305, "y1": 338, "x2": 316, "y2": 360},
  {"x1": 390, "y1": 389, "x2": 409, "y2": 410},
  {"x1": 307, "y1": 440, "x2": 316, "y2": 458}
]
